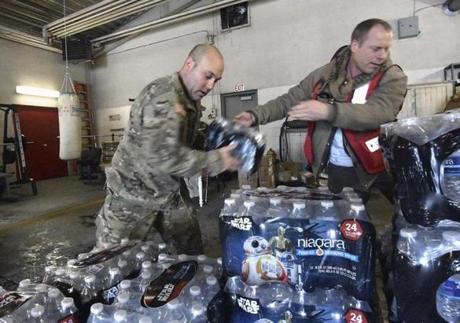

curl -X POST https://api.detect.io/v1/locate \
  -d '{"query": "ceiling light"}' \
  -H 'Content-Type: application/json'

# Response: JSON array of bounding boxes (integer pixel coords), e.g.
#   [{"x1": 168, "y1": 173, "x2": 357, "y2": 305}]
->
[{"x1": 16, "y1": 85, "x2": 60, "y2": 98}]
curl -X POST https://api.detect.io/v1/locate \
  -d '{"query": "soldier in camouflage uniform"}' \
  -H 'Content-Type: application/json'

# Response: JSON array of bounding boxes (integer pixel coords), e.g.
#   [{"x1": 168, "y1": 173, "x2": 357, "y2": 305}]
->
[{"x1": 95, "y1": 44, "x2": 239, "y2": 254}]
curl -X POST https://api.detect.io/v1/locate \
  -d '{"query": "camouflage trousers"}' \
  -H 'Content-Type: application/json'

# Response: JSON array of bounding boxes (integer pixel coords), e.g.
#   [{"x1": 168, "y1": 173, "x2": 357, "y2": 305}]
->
[{"x1": 95, "y1": 190, "x2": 204, "y2": 255}]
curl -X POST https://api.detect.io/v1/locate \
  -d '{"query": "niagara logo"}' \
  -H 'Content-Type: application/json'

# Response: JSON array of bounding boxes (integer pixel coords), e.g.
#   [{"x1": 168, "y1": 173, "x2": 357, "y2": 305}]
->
[
  {"x1": 237, "y1": 296, "x2": 260, "y2": 314},
  {"x1": 297, "y1": 237, "x2": 346, "y2": 256}
]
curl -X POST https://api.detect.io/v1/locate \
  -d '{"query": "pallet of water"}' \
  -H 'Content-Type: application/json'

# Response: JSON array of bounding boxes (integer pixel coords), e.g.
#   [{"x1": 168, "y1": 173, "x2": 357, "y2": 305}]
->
[{"x1": 219, "y1": 185, "x2": 376, "y2": 304}]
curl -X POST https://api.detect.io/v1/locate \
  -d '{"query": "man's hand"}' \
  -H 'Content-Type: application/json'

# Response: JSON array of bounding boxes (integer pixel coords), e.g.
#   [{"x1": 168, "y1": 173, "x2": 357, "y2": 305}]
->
[
  {"x1": 218, "y1": 145, "x2": 240, "y2": 171},
  {"x1": 233, "y1": 112, "x2": 253, "y2": 127},
  {"x1": 287, "y1": 100, "x2": 333, "y2": 121}
]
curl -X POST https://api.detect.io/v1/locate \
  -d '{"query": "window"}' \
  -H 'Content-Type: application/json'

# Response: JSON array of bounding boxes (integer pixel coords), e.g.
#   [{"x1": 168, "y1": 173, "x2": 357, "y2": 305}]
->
[{"x1": 220, "y1": 2, "x2": 249, "y2": 30}]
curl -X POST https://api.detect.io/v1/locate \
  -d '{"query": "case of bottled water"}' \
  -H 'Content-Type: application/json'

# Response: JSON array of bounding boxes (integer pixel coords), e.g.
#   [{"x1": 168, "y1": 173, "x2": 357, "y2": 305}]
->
[
  {"x1": 206, "y1": 117, "x2": 266, "y2": 175},
  {"x1": 219, "y1": 185, "x2": 376, "y2": 302},
  {"x1": 380, "y1": 111, "x2": 460, "y2": 226},
  {"x1": 391, "y1": 215, "x2": 460, "y2": 322}
]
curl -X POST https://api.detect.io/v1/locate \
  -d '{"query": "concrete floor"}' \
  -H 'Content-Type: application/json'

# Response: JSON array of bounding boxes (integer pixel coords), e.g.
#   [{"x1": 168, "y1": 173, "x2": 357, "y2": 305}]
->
[{"x1": 0, "y1": 174, "x2": 393, "y2": 322}]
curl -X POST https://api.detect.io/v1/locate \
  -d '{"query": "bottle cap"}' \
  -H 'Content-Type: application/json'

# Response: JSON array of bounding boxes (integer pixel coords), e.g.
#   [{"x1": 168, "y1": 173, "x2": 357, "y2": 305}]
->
[
  {"x1": 142, "y1": 261, "x2": 152, "y2": 270},
  {"x1": 61, "y1": 297, "x2": 74, "y2": 309},
  {"x1": 270, "y1": 197, "x2": 282, "y2": 206},
  {"x1": 191, "y1": 302, "x2": 205, "y2": 314},
  {"x1": 119, "y1": 280, "x2": 131, "y2": 289},
  {"x1": 190, "y1": 285, "x2": 201, "y2": 296},
  {"x1": 158, "y1": 242, "x2": 167, "y2": 251},
  {"x1": 197, "y1": 255, "x2": 207, "y2": 262},
  {"x1": 206, "y1": 275, "x2": 218, "y2": 286},
  {"x1": 35, "y1": 284, "x2": 48, "y2": 293},
  {"x1": 342, "y1": 187, "x2": 354, "y2": 193},
  {"x1": 18, "y1": 279, "x2": 31, "y2": 288},
  {"x1": 400, "y1": 228, "x2": 417, "y2": 239},
  {"x1": 244, "y1": 200, "x2": 255, "y2": 208},
  {"x1": 139, "y1": 316, "x2": 153, "y2": 323},
  {"x1": 66, "y1": 259, "x2": 77, "y2": 267},
  {"x1": 351, "y1": 204, "x2": 365, "y2": 212},
  {"x1": 136, "y1": 252, "x2": 146, "y2": 260},
  {"x1": 178, "y1": 254, "x2": 188, "y2": 261},
  {"x1": 48, "y1": 287, "x2": 60, "y2": 298},
  {"x1": 166, "y1": 299, "x2": 179, "y2": 309},
  {"x1": 84, "y1": 274, "x2": 96, "y2": 283},
  {"x1": 30, "y1": 304, "x2": 44, "y2": 318},
  {"x1": 109, "y1": 267, "x2": 121, "y2": 276},
  {"x1": 293, "y1": 201, "x2": 306, "y2": 209},
  {"x1": 114, "y1": 310, "x2": 127, "y2": 321},
  {"x1": 55, "y1": 268, "x2": 65, "y2": 276},
  {"x1": 90, "y1": 303, "x2": 104, "y2": 315},
  {"x1": 321, "y1": 200, "x2": 334, "y2": 208},
  {"x1": 225, "y1": 198, "x2": 236, "y2": 206},
  {"x1": 203, "y1": 265, "x2": 213, "y2": 274},
  {"x1": 157, "y1": 253, "x2": 168, "y2": 262},
  {"x1": 69, "y1": 271, "x2": 80, "y2": 280}
]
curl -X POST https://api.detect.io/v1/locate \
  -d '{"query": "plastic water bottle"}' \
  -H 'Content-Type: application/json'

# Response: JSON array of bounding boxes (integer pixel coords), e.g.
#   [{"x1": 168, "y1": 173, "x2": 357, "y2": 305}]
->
[
  {"x1": 114, "y1": 290, "x2": 143, "y2": 313},
  {"x1": 87, "y1": 302, "x2": 114, "y2": 323},
  {"x1": 162, "y1": 299, "x2": 188, "y2": 322},
  {"x1": 290, "y1": 200, "x2": 307, "y2": 218},
  {"x1": 437, "y1": 274, "x2": 460, "y2": 322},
  {"x1": 266, "y1": 197, "x2": 288, "y2": 217},
  {"x1": 188, "y1": 302, "x2": 207, "y2": 322},
  {"x1": 29, "y1": 304, "x2": 46, "y2": 323},
  {"x1": 397, "y1": 228, "x2": 418, "y2": 255},
  {"x1": 59, "y1": 297, "x2": 78, "y2": 320},
  {"x1": 80, "y1": 274, "x2": 99, "y2": 304},
  {"x1": 202, "y1": 275, "x2": 220, "y2": 304},
  {"x1": 44, "y1": 287, "x2": 64, "y2": 318},
  {"x1": 440, "y1": 149, "x2": 460, "y2": 203},
  {"x1": 185, "y1": 285, "x2": 205, "y2": 307},
  {"x1": 221, "y1": 198, "x2": 239, "y2": 217}
]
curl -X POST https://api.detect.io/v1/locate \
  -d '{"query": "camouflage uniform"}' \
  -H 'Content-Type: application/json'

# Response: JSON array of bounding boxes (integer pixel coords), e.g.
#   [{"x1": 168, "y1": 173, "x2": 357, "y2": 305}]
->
[{"x1": 96, "y1": 73, "x2": 225, "y2": 254}]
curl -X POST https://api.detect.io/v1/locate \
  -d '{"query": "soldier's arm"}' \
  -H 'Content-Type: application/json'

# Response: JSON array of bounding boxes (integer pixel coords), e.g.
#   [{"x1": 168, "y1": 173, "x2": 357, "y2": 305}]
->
[{"x1": 140, "y1": 97, "x2": 232, "y2": 177}]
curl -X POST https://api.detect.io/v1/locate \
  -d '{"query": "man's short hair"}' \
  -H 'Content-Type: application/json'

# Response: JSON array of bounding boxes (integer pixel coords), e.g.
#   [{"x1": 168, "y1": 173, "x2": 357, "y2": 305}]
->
[
  {"x1": 188, "y1": 44, "x2": 213, "y2": 64},
  {"x1": 351, "y1": 18, "x2": 392, "y2": 44}
]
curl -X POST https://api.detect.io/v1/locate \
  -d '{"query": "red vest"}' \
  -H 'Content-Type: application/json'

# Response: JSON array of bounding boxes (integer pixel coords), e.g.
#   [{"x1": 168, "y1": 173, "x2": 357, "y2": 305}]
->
[{"x1": 303, "y1": 70, "x2": 387, "y2": 174}]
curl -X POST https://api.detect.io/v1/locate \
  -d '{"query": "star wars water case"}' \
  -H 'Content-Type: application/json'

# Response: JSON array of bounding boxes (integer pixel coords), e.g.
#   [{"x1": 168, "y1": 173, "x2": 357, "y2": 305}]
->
[
  {"x1": 223, "y1": 291, "x2": 375, "y2": 323},
  {"x1": 220, "y1": 215, "x2": 376, "y2": 301}
]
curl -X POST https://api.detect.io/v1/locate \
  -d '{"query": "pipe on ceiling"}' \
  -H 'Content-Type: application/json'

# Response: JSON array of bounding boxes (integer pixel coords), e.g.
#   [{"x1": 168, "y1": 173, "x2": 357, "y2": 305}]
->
[
  {"x1": 0, "y1": 25, "x2": 61, "y2": 53},
  {"x1": 51, "y1": 0, "x2": 167, "y2": 38},
  {"x1": 92, "y1": 0, "x2": 254, "y2": 45},
  {"x1": 43, "y1": 0, "x2": 166, "y2": 41}
]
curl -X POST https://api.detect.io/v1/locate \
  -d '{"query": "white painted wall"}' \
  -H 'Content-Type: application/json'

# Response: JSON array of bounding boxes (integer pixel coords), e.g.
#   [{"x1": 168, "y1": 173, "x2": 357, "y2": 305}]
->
[
  {"x1": 0, "y1": 38, "x2": 88, "y2": 174},
  {"x1": 90, "y1": 0, "x2": 460, "y2": 148},
  {"x1": 0, "y1": 39, "x2": 88, "y2": 108}
]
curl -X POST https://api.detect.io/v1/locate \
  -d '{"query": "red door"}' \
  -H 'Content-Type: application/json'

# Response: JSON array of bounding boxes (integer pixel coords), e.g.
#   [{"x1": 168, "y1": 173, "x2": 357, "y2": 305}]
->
[{"x1": 15, "y1": 105, "x2": 68, "y2": 181}]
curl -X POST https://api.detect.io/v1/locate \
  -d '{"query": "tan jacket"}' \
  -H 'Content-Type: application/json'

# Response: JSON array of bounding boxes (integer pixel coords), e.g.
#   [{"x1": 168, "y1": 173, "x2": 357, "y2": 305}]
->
[{"x1": 249, "y1": 46, "x2": 408, "y2": 188}]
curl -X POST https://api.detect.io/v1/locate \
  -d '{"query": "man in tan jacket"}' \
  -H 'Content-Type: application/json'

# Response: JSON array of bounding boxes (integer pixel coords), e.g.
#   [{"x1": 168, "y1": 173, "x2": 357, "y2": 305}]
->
[{"x1": 235, "y1": 18, "x2": 407, "y2": 202}]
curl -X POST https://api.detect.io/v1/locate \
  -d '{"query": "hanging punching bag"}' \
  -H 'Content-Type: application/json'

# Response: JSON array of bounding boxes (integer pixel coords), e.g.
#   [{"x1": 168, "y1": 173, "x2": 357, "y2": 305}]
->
[{"x1": 58, "y1": 74, "x2": 81, "y2": 160}]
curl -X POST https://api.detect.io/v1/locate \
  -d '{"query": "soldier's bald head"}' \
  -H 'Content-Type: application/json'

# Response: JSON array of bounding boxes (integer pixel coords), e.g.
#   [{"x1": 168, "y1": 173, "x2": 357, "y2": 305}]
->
[
  {"x1": 179, "y1": 44, "x2": 224, "y2": 101},
  {"x1": 187, "y1": 44, "x2": 224, "y2": 65}
]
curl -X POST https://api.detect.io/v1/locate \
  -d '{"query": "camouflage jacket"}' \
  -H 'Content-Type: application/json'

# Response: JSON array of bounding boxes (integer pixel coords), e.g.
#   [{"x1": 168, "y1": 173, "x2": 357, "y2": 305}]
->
[
  {"x1": 249, "y1": 46, "x2": 407, "y2": 188},
  {"x1": 105, "y1": 73, "x2": 224, "y2": 208}
]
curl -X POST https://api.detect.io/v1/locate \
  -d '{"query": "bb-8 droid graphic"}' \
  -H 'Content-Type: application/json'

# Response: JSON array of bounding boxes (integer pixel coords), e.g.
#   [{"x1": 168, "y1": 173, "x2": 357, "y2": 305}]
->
[{"x1": 241, "y1": 236, "x2": 288, "y2": 285}]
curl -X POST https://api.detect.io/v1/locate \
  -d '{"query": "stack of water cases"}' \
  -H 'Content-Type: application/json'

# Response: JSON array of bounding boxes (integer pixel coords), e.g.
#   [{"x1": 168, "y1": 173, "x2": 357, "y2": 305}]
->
[
  {"x1": 380, "y1": 111, "x2": 460, "y2": 323},
  {"x1": 0, "y1": 239, "x2": 223, "y2": 323},
  {"x1": 219, "y1": 185, "x2": 377, "y2": 322}
]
